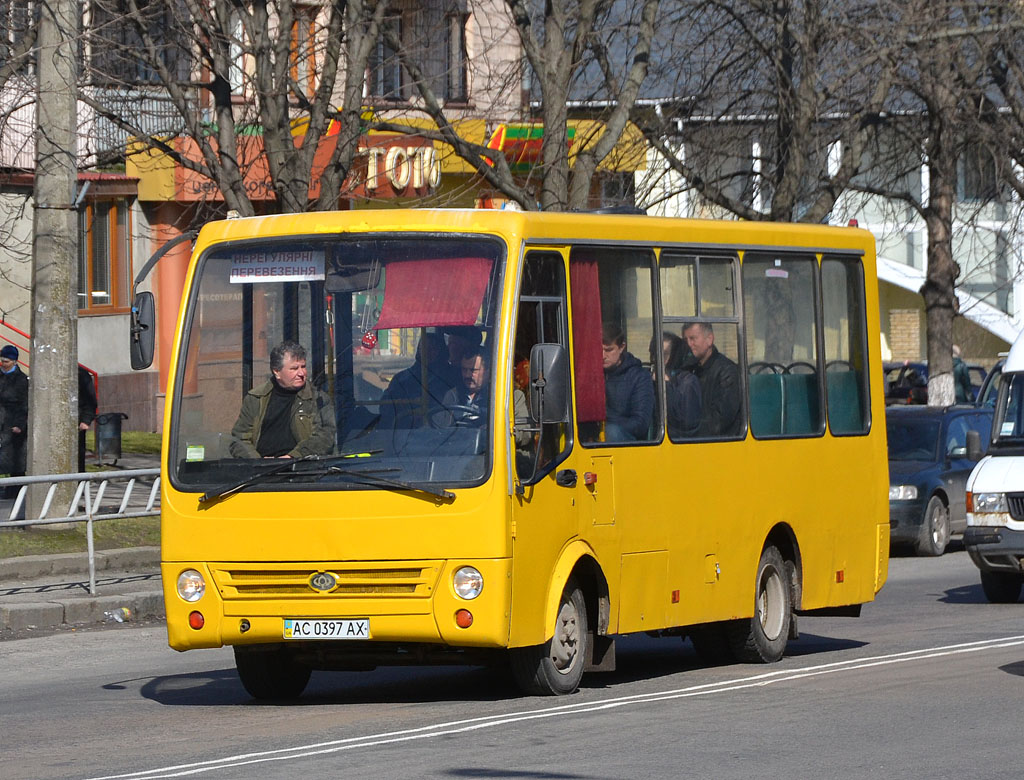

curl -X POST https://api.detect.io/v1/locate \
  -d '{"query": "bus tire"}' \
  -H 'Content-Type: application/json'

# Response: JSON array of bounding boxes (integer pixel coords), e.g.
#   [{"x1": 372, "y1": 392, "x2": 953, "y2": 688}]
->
[
  {"x1": 234, "y1": 645, "x2": 311, "y2": 700},
  {"x1": 916, "y1": 495, "x2": 950, "y2": 557},
  {"x1": 510, "y1": 578, "x2": 588, "y2": 695},
  {"x1": 727, "y1": 546, "x2": 791, "y2": 663},
  {"x1": 980, "y1": 571, "x2": 1023, "y2": 604}
]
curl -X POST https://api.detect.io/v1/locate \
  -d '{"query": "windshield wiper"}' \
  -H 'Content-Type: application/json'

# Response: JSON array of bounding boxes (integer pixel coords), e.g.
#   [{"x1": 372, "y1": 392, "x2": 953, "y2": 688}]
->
[
  {"x1": 198, "y1": 450, "x2": 383, "y2": 504},
  {"x1": 319, "y1": 465, "x2": 456, "y2": 501}
]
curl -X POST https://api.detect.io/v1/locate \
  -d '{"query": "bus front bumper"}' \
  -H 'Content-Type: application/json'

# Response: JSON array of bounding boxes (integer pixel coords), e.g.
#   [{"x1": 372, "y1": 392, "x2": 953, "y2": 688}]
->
[{"x1": 162, "y1": 558, "x2": 512, "y2": 652}]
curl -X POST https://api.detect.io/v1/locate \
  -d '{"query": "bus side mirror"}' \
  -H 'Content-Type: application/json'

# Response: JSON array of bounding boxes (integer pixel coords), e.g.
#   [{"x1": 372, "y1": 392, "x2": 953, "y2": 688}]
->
[
  {"x1": 130, "y1": 291, "x2": 156, "y2": 370},
  {"x1": 966, "y1": 429, "x2": 984, "y2": 461},
  {"x1": 529, "y1": 343, "x2": 569, "y2": 424}
]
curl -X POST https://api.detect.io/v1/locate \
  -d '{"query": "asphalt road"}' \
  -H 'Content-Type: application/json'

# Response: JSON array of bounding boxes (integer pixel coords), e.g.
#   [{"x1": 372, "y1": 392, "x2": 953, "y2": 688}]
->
[{"x1": 3, "y1": 545, "x2": 1023, "y2": 780}]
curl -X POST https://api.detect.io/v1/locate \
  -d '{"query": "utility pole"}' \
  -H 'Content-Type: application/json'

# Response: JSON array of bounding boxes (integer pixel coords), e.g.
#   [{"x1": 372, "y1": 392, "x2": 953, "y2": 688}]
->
[{"x1": 30, "y1": 0, "x2": 79, "y2": 509}]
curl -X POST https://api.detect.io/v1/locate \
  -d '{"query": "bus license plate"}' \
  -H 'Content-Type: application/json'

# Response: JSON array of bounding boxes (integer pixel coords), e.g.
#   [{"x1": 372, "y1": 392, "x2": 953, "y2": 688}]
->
[{"x1": 283, "y1": 619, "x2": 370, "y2": 640}]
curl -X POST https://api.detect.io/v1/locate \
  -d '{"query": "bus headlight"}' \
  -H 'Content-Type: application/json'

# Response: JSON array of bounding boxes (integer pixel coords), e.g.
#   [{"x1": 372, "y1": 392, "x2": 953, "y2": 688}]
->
[
  {"x1": 971, "y1": 492, "x2": 1008, "y2": 514},
  {"x1": 177, "y1": 569, "x2": 206, "y2": 602},
  {"x1": 889, "y1": 485, "x2": 918, "y2": 501},
  {"x1": 453, "y1": 566, "x2": 483, "y2": 600}
]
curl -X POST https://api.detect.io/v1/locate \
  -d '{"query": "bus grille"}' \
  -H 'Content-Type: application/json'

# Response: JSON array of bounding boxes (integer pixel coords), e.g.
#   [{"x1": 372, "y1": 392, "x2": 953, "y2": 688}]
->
[
  {"x1": 1008, "y1": 494, "x2": 1024, "y2": 521},
  {"x1": 210, "y1": 563, "x2": 441, "y2": 599}
]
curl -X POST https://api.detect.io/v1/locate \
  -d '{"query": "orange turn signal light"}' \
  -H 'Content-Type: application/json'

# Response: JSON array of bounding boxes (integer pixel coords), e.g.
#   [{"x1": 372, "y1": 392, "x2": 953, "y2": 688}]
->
[
  {"x1": 584, "y1": 472, "x2": 597, "y2": 486},
  {"x1": 455, "y1": 609, "x2": 474, "y2": 628}
]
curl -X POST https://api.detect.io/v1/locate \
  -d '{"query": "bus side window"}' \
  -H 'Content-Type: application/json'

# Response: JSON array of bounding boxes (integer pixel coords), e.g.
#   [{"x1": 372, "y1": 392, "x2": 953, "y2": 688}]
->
[
  {"x1": 570, "y1": 247, "x2": 658, "y2": 446},
  {"x1": 515, "y1": 252, "x2": 571, "y2": 482},
  {"x1": 661, "y1": 253, "x2": 744, "y2": 441},
  {"x1": 821, "y1": 256, "x2": 870, "y2": 435},
  {"x1": 742, "y1": 253, "x2": 823, "y2": 438}
]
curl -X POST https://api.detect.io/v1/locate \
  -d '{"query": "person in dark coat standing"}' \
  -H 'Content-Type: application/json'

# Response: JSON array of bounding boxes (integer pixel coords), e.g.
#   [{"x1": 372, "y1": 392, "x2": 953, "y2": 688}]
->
[
  {"x1": 0, "y1": 344, "x2": 29, "y2": 496},
  {"x1": 953, "y1": 345, "x2": 973, "y2": 403},
  {"x1": 601, "y1": 323, "x2": 654, "y2": 442},
  {"x1": 78, "y1": 367, "x2": 99, "y2": 473},
  {"x1": 683, "y1": 322, "x2": 742, "y2": 437}
]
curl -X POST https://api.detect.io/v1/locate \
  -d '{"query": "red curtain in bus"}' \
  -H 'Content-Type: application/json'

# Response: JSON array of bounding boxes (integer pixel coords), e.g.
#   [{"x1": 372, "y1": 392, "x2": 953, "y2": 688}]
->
[
  {"x1": 374, "y1": 257, "x2": 492, "y2": 329},
  {"x1": 569, "y1": 256, "x2": 606, "y2": 423}
]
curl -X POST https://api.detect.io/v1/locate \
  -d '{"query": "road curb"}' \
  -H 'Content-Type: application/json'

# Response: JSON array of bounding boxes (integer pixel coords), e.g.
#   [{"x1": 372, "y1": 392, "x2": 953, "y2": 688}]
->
[
  {"x1": 0, "y1": 589, "x2": 165, "y2": 633},
  {"x1": 0, "y1": 546, "x2": 161, "y2": 583}
]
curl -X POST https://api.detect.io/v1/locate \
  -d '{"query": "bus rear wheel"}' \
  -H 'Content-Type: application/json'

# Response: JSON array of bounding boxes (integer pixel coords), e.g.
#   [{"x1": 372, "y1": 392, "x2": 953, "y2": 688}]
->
[
  {"x1": 727, "y1": 546, "x2": 792, "y2": 663},
  {"x1": 234, "y1": 645, "x2": 311, "y2": 700},
  {"x1": 510, "y1": 578, "x2": 589, "y2": 695}
]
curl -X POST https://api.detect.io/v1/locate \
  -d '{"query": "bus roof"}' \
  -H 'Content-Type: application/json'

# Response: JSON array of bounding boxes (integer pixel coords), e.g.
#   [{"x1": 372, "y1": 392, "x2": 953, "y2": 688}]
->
[{"x1": 194, "y1": 209, "x2": 876, "y2": 256}]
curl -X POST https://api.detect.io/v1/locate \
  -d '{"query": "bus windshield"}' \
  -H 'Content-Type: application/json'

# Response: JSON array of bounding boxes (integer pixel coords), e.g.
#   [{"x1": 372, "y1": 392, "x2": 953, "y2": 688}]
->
[{"x1": 169, "y1": 234, "x2": 505, "y2": 494}]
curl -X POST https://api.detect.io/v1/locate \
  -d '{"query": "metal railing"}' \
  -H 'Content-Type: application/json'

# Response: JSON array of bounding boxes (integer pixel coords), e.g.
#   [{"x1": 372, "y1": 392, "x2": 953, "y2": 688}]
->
[{"x1": 0, "y1": 469, "x2": 161, "y2": 594}]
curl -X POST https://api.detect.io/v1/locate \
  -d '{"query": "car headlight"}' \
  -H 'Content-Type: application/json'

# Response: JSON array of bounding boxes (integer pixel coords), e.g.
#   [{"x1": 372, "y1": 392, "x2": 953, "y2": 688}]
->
[
  {"x1": 453, "y1": 566, "x2": 483, "y2": 600},
  {"x1": 971, "y1": 492, "x2": 1008, "y2": 513},
  {"x1": 177, "y1": 569, "x2": 206, "y2": 602},
  {"x1": 889, "y1": 484, "x2": 918, "y2": 501}
]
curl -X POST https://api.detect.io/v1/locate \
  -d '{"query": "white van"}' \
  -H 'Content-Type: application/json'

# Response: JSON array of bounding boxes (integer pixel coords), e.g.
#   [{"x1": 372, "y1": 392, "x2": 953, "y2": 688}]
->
[{"x1": 965, "y1": 332, "x2": 1024, "y2": 603}]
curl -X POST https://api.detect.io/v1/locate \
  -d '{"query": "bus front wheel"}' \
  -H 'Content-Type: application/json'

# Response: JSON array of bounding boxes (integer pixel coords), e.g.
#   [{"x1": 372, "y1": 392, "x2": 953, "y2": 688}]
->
[
  {"x1": 727, "y1": 546, "x2": 792, "y2": 663},
  {"x1": 511, "y1": 578, "x2": 589, "y2": 695},
  {"x1": 234, "y1": 645, "x2": 311, "y2": 700}
]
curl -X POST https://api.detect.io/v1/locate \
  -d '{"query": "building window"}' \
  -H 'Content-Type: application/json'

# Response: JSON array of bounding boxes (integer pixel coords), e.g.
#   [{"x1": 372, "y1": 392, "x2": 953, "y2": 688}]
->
[
  {"x1": 367, "y1": 14, "x2": 404, "y2": 100},
  {"x1": 0, "y1": 0, "x2": 35, "y2": 76},
  {"x1": 959, "y1": 147, "x2": 1004, "y2": 202},
  {"x1": 291, "y1": 4, "x2": 317, "y2": 99},
  {"x1": 89, "y1": 0, "x2": 189, "y2": 85},
  {"x1": 78, "y1": 199, "x2": 132, "y2": 312},
  {"x1": 444, "y1": 13, "x2": 468, "y2": 102}
]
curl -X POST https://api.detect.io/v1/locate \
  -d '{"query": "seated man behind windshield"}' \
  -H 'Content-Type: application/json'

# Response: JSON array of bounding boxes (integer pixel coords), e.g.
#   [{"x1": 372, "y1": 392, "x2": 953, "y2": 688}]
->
[
  {"x1": 379, "y1": 332, "x2": 453, "y2": 428},
  {"x1": 442, "y1": 347, "x2": 491, "y2": 426},
  {"x1": 230, "y1": 340, "x2": 335, "y2": 458}
]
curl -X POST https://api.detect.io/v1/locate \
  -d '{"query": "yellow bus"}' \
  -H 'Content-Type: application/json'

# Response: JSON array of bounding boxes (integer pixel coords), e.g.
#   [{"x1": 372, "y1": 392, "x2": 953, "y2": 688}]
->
[{"x1": 134, "y1": 209, "x2": 889, "y2": 698}]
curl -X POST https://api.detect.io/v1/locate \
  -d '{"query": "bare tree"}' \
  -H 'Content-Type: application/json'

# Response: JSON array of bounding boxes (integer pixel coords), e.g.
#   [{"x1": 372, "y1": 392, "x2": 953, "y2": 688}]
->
[
  {"x1": 387, "y1": 0, "x2": 660, "y2": 212},
  {"x1": 81, "y1": 0, "x2": 388, "y2": 216},
  {"x1": 635, "y1": 0, "x2": 894, "y2": 223}
]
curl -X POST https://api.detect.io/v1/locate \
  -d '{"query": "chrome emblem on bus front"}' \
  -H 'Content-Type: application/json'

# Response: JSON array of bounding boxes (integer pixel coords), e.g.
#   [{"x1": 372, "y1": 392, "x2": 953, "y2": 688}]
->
[{"x1": 309, "y1": 572, "x2": 338, "y2": 592}]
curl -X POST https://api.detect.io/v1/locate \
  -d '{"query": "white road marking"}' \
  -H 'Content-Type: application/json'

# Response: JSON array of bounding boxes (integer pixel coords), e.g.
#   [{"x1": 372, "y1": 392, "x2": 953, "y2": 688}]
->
[{"x1": 84, "y1": 635, "x2": 1024, "y2": 780}]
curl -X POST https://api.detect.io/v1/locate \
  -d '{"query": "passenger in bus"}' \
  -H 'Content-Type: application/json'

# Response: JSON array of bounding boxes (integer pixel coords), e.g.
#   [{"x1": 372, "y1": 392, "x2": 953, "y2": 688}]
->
[
  {"x1": 651, "y1": 331, "x2": 690, "y2": 380},
  {"x1": 602, "y1": 323, "x2": 655, "y2": 442},
  {"x1": 666, "y1": 369, "x2": 702, "y2": 439},
  {"x1": 682, "y1": 322, "x2": 742, "y2": 437},
  {"x1": 229, "y1": 341, "x2": 336, "y2": 458},
  {"x1": 378, "y1": 332, "x2": 452, "y2": 428}
]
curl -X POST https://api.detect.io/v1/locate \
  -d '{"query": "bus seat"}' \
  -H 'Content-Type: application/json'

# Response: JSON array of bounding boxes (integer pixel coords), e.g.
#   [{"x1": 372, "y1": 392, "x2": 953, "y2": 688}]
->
[
  {"x1": 749, "y1": 373, "x2": 784, "y2": 436},
  {"x1": 827, "y1": 370, "x2": 863, "y2": 434},
  {"x1": 782, "y1": 373, "x2": 820, "y2": 434}
]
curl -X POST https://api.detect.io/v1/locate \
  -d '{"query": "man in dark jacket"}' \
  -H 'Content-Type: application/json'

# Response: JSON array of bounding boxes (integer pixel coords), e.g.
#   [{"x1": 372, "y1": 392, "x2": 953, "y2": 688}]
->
[
  {"x1": 78, "y1": 366, "x2": 99, "y2": 473},
  {"x1": 0, "y1": 344, "x2": 28, "y2": 495},
  {"x1": 230, "y1": 341, "x2": 335, "y2": 458},
  {"x1": 683, "y1": 322, "x2": 742, "y2": 437},
  {"x1": 601, "y1": 324, "x2": 654, "y2": 442}
]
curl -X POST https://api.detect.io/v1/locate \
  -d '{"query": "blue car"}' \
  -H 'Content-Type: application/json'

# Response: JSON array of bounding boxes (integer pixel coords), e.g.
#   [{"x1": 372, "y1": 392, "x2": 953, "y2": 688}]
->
[{"x1": 887, "y1": 405, "x2": 993, "y2": 556}]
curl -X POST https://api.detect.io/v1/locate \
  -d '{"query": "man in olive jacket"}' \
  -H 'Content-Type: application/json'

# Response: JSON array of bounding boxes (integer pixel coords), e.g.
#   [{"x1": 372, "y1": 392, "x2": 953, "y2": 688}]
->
[{"x1": 230, "y1": 341, "x2": 335, "y2": 458}]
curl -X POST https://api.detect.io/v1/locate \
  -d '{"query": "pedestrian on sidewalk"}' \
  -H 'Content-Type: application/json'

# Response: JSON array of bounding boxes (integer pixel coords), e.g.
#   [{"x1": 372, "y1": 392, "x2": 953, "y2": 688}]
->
[
  {"x1": 78, "y1": 366, "x2": 98, "y2": 473},
  {"x1": 0, "y1": 344, "x2": 28, "y2": 497}
]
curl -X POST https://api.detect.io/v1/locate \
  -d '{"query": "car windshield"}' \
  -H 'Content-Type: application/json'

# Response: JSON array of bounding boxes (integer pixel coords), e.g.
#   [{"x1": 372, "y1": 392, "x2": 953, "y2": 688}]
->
[
  {"x1": 886, "y1": 417, "x2": 940, "y2": 461},
  {"x1": 992, "y1": 373, "x2": 1024, "y2": 445},
  {"x1": 168, "y1": 234, "x2": 505, "y2": 493}
]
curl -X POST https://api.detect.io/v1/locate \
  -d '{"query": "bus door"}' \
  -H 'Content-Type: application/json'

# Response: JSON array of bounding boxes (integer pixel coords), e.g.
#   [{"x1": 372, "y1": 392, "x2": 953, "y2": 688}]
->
[{"x1": 508, "y1": 250, "x2": 581, "y2": 646}]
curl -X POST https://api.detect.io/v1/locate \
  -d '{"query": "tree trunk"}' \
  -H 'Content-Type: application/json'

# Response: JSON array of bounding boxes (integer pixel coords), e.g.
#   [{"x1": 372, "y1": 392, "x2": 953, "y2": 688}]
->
[{"x1": 921, "y1": 166, "x2": 957, "y2": 407}]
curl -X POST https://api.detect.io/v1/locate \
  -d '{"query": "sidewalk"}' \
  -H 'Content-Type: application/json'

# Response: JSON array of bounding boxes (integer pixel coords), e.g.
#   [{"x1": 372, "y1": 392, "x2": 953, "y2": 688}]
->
[{"x1": 0, "y1": 546, "x2": 164, "y2": 637}]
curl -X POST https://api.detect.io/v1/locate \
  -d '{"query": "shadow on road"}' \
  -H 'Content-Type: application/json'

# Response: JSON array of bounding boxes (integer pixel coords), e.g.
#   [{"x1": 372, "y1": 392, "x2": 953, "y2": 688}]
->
[
  {"x1": 940, "y1": 582, "x2": 987, "y2": 604},
  {"x1": 132, "y1": 631, "x2": 871, "y2": 706}
]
